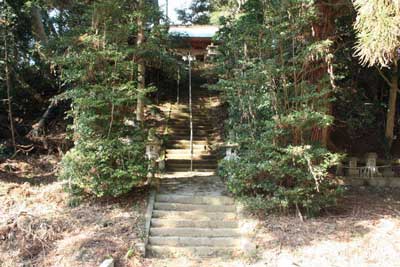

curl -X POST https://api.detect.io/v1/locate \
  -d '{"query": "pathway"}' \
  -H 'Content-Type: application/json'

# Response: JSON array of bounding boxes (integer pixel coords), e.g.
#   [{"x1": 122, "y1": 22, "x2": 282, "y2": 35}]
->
[{"x1": 146, "y1": 86, "x2": 242, "y2": 258}]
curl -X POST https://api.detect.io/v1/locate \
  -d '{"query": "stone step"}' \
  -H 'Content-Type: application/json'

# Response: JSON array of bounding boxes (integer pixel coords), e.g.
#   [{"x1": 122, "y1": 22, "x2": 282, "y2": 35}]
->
[
  {"x1": 167, "y1": 140, "x2": 210, "y2": 145},
  {"x1": 168, "y1": 121, "x2": 214, "y2": 127},
  {"x1": 166, "y1": 143, "x2": 211, "y2": 149},
  {"x1": 167, "y1": 129, "x2": 215, "y2": 136},
  {"x1": 168, "y1": 113, "x2": 210, "y2": 118},
  {"x1": 168, "y1": 125, "x2": 216, "y2": 130},
  {"x1": 167, "y1": 112, "x2": 212, "y2": 118},
  {"x1": 146, "y1": 245, "x2": 236, "y2": 258},
  {"x1": 169, "y1": 118, "x2": 213, "y2": 123},
  {"x1": 150, "y1": 219, "x2": 238, "y2": 228},
  {"x1": 165, "y1": 167, "x2": 217, "y2": 172},
  {"x1": 166, "y1": 165, "x2": 218, "y2": 171},
  {"x1": 167, "y1": 136, "x2": 210, "y2": 141},
  {"x1": 166, "y1": 154, "x2": 216, "y2": 160},
  {"x1": 156, "y1": 194, "x2": 234, "y2": 205},
  {"x1": 148, "y1": 236, "x2": 240, "y2": 247},
  {"x1": 166, "y1": 163, "x2": 218, "y2": 170},
  {"x1": 160, "y1": 171, "x2": 217, "y2": 178},
  {"x1": 165, "y1": 148, "x2": 214, "y2": 153},
  {"x1": 166, "y1": 159, "x2": 217, "y2": 164},
  {"x1": 152, "y1": 210, "x2": 237, "y2": 220},
  {"x1": 150, "y1": 227, "x2": 240, "y2": 237},
  {"x1": 165, "y1": 150, "x2": 216, "y2": 157},
  {"x1": 165, "y1": 149, "x2": 215, "y2": 155},
  {"x1": 154, "y1": 203, "x2": 236, "y2": 212}
]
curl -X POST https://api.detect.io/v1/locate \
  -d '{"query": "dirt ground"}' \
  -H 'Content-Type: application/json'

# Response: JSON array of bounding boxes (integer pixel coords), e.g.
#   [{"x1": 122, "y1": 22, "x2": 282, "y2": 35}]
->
[
  {"x1": 0, "y1": 155, "x2": 148, "y2": 267},
  {"x1": 1, "y1": 155, "x2": 400, "y2": 267}
]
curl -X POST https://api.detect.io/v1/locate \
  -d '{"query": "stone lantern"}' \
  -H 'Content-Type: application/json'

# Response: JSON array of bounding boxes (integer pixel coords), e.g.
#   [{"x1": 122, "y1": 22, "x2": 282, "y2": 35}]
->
[
  {"x1": 224, "y1": 142, "x2": 239, "y2": 161},
  {"x1": 146, "y1": 129, "x2": 163, "y2": 174}
]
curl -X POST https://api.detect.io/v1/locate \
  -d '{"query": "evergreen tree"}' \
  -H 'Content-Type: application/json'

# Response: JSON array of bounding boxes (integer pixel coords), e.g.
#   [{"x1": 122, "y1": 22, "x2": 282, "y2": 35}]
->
[
  {"x1": 214, "y1": 0, "x2": 342, "y2": 216},
  {"x1": 176, "y1": 0, "x2": 212, "y2": 25},
  {"x1": 58, "y1": 0, "x2": 171, "y2": 197}
]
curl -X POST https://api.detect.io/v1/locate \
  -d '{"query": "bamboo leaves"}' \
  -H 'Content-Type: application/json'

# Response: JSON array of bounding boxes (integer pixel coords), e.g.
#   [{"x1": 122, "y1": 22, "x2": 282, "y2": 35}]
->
[{"x1": 353, "y1": 0, "x2": 400, "y2": 67}]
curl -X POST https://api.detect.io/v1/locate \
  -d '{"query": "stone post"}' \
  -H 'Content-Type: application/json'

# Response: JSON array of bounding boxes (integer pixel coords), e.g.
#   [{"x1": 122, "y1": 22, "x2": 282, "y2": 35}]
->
[
  {"x1": 348, "y1": 157, "x2": 359, "y2": 177},
  {"x1": 336, "y1": 162, "x2": 344, "y2": 176}
]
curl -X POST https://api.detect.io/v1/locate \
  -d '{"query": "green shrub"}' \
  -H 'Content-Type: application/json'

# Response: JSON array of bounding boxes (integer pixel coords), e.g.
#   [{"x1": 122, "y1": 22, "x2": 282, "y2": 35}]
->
[
  {"x1": 220, "y1": 144, "x2": 343, "y2": 216},
  {"x1": 60, "y1": 136, "x2": 147, "y2": 197}
]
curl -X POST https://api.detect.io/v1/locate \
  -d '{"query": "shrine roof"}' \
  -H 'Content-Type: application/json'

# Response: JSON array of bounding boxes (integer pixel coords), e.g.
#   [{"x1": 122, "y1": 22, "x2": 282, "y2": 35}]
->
[{"x1": 169, "y1": 25, "x2": 219, "y2": 38}]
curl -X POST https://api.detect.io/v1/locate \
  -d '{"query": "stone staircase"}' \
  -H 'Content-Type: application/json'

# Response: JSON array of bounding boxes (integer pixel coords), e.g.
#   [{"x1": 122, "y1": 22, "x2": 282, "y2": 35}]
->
[
  {"x1": 163, "y1": 87, "x2": 221, "y2": 173},
  {"x1": 147, "y1": 189, "x2": 241, "y2": 258},
  {"x1": 146, "y1": 87, "x2": 242, "y2": 258}
]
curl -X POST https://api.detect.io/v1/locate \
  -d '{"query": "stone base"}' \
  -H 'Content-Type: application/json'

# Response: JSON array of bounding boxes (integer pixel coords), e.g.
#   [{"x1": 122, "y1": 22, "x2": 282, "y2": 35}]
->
[{"x1": 338, "y1": 176, "x2": 400, "y2": 188}]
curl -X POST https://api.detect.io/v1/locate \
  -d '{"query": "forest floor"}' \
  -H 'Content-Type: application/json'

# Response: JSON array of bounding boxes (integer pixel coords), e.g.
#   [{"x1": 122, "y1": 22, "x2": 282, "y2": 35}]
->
[
  {"x1": 0, "y1": 154, "x2": 148, "y2": 267},
  {"x1": 1, "y1": 155, "x2": 400, "y2": 267}
]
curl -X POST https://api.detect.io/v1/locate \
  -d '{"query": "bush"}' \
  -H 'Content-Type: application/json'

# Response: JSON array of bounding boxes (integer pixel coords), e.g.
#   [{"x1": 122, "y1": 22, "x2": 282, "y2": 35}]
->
[
  {"x1": 220, "y1": 144, "x2": 343, "y2": 216},
  {"x1": 60, "y1": 136, "x2": 148, "y2": 197}
]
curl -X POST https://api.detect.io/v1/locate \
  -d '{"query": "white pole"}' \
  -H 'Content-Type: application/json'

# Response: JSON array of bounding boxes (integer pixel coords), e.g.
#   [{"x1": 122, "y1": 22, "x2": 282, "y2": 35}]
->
[
  {"x1": 177, "y1": 68, "x2": 180, "y2": 104},
  {"x1": 165, "y1": 0, "x2": 169, "y2": 22},
  {"x1": 189, "y1": 53, "x2": 193, "y2": 172}
]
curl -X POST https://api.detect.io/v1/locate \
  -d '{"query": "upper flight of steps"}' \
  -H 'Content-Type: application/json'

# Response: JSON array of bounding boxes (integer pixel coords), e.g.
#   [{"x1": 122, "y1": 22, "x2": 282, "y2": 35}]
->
[{"x1": 164, "y1": 88, "x2": 221, "y2": 173}]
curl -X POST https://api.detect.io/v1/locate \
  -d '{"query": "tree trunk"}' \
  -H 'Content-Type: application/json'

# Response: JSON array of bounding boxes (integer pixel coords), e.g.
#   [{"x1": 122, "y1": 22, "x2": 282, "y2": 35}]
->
[
  {"x1": 4, "y1": 35, "x2": 16, "y2": 152},
  {"x1": 385, "y1": 60, "x2": 398, "y2": 147},
  {"x1": 312, "y1": 0, "x2": 339, "y2": 148},
  {"x1": 30, "y1": 99, "x2": 58, "y2": 137},
  {"x1": 136, "y1": 0, "x2": 145, "y2": 122},
  {"x1": 31, "y1": 6, "x2": 48, "y2": 44}
]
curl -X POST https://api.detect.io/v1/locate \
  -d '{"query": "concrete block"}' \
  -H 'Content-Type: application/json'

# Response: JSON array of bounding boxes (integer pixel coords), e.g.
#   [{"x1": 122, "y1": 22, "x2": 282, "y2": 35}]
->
[{"x1": 99, "y1": 258, "x2": 114, "y2": 267}]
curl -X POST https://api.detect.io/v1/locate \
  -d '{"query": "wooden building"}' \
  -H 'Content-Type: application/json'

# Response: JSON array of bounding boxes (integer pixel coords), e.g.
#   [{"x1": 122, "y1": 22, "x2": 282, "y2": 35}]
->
[{"x1": 169, "y1": 25, "x2": 219, "y2": 61}]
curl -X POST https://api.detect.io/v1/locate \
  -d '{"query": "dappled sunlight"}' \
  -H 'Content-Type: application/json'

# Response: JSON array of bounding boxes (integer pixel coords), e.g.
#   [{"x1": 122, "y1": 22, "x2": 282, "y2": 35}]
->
[{"x1": 249, "y1": 189, "x2": 400, "y2": 266}]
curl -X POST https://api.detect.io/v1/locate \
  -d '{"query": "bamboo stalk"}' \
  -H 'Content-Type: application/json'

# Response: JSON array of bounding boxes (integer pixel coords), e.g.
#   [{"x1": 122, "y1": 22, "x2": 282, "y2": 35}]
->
[{"x1": 4, "y1": 34, "x2": 16, "y2": 153}]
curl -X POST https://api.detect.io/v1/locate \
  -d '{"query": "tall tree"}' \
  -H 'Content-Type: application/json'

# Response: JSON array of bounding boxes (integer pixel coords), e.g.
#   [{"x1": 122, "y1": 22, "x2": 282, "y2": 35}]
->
[
  {"x1": 1, "y1": 2, "x2": 17, "y2": 152},
  {"x1": 57, "y1": 0, "x2": 175, "y2": 197},
  {"x1": 214, "y1": 0, "x2": 342, "y2": 216},
  {"x1": 136, "y1": 0, "x2": 145, "y2": 122}
]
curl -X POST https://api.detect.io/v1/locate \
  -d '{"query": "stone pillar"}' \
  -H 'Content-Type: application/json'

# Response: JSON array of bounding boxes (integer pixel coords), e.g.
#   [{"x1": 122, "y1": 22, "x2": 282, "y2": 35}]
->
[
  {"x1": 336, "y1": 162, "x2": 344, "y2": 176},
  {"x1": 365, "y1": 152, "x2": 378, "y2": 177},
  {"x1": 348, "y1": 157, "x2": 359, "y2": 177}
]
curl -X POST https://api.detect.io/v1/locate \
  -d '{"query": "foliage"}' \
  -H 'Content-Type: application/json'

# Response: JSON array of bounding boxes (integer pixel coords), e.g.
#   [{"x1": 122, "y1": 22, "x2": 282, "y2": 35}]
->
[
  {"x1": 60, "y1": 138, "x2": 147, "y2": 197},
  {"x1": 353, "y1": 0, "x2": 400, "y2": 147},
  {"x1": 353, "y1": 0, "x2": 400, "y2": 67},
  {"x1": 214, "y1": 0, "x2": 343, "y2": 216},
  {"x1": 176, "y1": 0, "x2": 212, "y2": 25},
  {"x1": 57, "y1": 0, "x2": 168, "y2": 197}
]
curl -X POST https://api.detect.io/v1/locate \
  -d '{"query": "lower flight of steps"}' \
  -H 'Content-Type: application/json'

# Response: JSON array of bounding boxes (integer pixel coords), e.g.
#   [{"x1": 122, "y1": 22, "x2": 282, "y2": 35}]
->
[{"x1": 146, "y1": 192, "x2": 241, "y2": 258}]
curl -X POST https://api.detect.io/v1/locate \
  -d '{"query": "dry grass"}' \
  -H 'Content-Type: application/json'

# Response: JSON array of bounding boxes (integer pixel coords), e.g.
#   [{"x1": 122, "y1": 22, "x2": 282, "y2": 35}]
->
[{"x1": 0, "y1": 155, "x2": 148, "y2": 267}]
